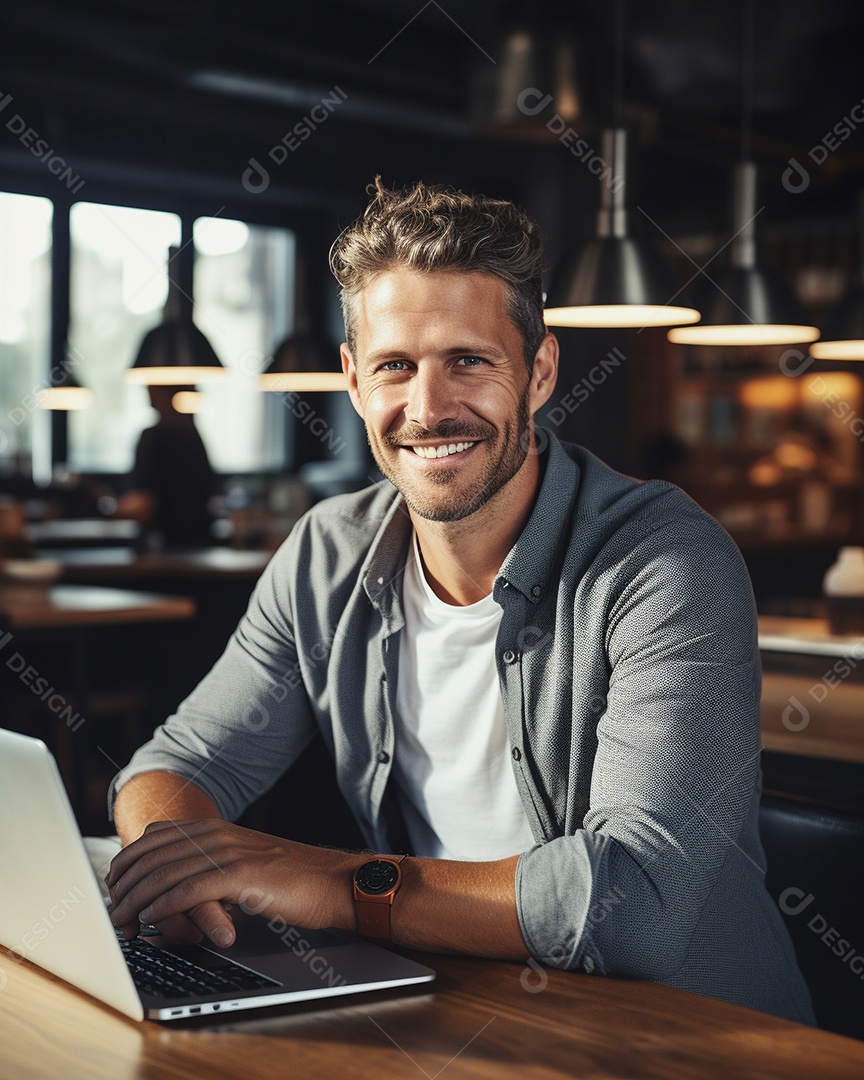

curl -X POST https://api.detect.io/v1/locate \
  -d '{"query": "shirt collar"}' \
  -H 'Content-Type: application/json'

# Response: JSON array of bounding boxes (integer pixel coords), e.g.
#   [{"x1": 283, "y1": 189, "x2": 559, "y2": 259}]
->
[
  {"x1": 362, "y1": 425, "x2": 581, "y2": 610},
  {"x1": 496, "y1": 427, "x2": 581, "y2": 603},
  {"x1": 362, "y1": 486, "x2": 413, "y2": 618}
]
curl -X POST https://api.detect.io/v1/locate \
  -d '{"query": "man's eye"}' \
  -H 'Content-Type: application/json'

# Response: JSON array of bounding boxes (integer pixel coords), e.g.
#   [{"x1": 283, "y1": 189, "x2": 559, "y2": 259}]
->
[
  {"x1": 381, "y1": 360, "x2": 408, "y2": 371},
  {"x1": 456, "y1": 356, "x2": 485, "y2": 368}
]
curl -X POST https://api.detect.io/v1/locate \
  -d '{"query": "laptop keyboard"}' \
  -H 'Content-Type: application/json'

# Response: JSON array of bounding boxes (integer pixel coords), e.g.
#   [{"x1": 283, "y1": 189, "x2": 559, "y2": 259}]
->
[{"x1": 118, "y1": 933, "x2": 280, "y2": 999}]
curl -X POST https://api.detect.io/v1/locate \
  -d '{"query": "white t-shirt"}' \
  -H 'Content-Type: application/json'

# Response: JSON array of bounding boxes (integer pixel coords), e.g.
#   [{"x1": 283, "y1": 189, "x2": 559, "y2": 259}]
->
[{"x1": 393, "y1": 532, "x2": 536, "y2": 860}]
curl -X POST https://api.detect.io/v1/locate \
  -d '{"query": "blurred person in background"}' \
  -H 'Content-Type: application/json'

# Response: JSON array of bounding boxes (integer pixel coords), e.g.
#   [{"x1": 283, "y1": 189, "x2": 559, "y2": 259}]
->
[{"x1": 115, "y1": 385, "x2": 214, "y2": 549}]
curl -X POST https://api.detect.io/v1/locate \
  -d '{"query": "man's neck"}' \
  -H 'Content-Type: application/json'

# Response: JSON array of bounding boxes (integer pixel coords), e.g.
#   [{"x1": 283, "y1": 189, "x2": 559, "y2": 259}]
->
[{"x1": 409, "y1": 454, "x2": 541, "y2": 606}]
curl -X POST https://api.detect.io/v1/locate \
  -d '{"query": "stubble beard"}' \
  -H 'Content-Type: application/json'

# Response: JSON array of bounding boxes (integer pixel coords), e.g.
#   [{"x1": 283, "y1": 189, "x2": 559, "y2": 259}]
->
[{"x1": 370, "y1": 385, "x2": 533, "y2": 523}]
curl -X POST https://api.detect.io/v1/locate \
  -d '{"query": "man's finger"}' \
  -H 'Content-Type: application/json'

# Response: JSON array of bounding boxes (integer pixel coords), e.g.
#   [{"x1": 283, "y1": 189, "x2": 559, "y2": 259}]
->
[
  {"x1": 106, "y1": 819, "x2": 222, "y2": 887},
  {"x1": 151, "y1": 912, "x2": 205, "y2": 944},
  {"x1": 109, "y1": 853, "x2": 224, "y2": 926},
  {"x1": 184, "y1": 901, "x2": 236, "y2": 948}
]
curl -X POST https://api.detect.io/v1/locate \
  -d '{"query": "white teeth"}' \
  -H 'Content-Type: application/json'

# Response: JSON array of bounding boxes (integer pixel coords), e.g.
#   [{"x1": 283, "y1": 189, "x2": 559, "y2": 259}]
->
[{"x1": 411, "y1": 441, "x2": 475, "y2": 459}]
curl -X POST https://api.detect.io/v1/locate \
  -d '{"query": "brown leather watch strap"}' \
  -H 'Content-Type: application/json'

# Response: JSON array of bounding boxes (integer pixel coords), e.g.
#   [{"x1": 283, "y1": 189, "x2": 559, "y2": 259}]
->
[{"x1": 352, "y1": 855, "x2": 407, "y2": 940}]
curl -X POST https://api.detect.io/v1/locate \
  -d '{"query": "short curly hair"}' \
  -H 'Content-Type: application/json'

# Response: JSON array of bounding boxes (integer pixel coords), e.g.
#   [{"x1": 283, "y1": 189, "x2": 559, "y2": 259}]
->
[{"x1": 328, "y1": 177, "x2": 547, "y2": 371}]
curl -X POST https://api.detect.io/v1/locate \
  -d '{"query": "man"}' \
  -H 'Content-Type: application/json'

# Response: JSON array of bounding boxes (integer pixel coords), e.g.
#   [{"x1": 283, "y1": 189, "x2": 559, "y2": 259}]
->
[
  {"x1": 115, "y1": 384, "x2": 214, "y2": 549},
  {"x1": 107, "y1": 179, "x2": 815, "y2": 1025}
]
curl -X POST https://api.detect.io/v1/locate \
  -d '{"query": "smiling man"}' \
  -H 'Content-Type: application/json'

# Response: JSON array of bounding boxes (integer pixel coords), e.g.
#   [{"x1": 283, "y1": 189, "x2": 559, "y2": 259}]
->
[{"x1": 108, "y1": 179, "x2": 815, "y2": 1025}]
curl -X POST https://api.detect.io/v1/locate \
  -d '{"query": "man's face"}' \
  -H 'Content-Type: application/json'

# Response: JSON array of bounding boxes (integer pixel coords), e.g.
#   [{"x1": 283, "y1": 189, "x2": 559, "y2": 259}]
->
[{"x1": 342, "y1": 268, "x2": 553, "y2": 523}]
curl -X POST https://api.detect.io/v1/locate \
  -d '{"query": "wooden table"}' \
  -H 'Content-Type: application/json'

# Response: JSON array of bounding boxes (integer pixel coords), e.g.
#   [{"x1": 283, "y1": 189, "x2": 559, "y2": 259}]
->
[
  {"x1": 2, "y1": 945, "x2": 863, "y2": 1080},
  {"x1": 25, "y1": 519, "x2": 142, "y2": 547},
  {"x1": 0, "y1": 584, "x2": 195, "y2": 631},
  {"x1": 758, "y1": 615, "x2": 864, "y2": 660},
  {"x1": 40, "y1": 547, "x2": 271, "y2": 584},
  {"x1": 0, "y1": 584, "x2": 196, "y2": 827},
  {"x1": 758, "y1": 616, "x2": 864, "y2": 766},
  {"x1": 37, "y1": 551, "x2": 272, "y2": 729}
]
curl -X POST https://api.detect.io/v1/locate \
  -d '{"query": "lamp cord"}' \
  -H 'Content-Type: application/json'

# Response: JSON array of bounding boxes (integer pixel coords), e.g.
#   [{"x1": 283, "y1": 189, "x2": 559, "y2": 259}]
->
[
  {"x1": 741, "y1": 0, "x2": 754, "y2": 163},
  {"x1": 612, "y1": 0, "x2": 624, "y2": 132}
]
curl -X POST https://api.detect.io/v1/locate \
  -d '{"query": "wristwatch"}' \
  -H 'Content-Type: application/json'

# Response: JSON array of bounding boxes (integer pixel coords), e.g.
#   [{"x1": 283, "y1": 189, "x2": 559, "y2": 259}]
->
[{"x1": 352, "y1": 855, "x2": 407, "y2": 940}]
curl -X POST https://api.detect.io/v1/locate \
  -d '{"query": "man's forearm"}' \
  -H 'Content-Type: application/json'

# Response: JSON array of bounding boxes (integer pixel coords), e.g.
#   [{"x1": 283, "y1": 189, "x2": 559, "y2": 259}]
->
[
  {"x1": 113, "y1": 771, "x2": 222, "y2": 845},
  {"x1": 324, "y1": 849, "x2": 527, "y2": 959},
  {"x1": 108, "y1": 812, "x2": 530, "y2": 960},
  {"x1": 391, "y1": 853, "x2": 527, "y2": 959}
]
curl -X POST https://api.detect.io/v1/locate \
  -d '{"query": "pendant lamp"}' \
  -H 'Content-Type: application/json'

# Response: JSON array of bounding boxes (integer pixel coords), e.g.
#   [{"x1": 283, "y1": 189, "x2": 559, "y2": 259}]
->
[
  {"x1": 809, "y1": 192, "x2": 864, "y2": 360},
  {"x1": 258, "y1": 336, "x2": 347, "y2": 393},
  {"x1": 544, "y1": 0, "x2": 700, "y2": 329},
  {"x1": 667, "y1": 0, "x2": 819, "y2": 348},
  {"x1": 259, "y1": 250, "x2": 347, "y2": 393},
  {"x1": 126, "y1": 247, "x2": 225, "y2": 385},
  {"x1": 544, "y1": 127, "x2": 702, "y2": 328}
]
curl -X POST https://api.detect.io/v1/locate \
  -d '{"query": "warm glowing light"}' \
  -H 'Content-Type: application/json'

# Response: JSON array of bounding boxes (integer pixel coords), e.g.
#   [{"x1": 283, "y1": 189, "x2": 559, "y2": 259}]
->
[
  {"x1": 126, "y1": 366, "x2": 226, "y2": 385},
  {"x1": 749, "y1": 461, "x2": 782, "y2": 487},
  {"x1": 739, "y1": 378, "x2": 798, "y2": 410},
  {"x1": 809, "y1": 340, "x2": 864, "y2": 361},
  {"x1": 36, "y1": 386, "x2": 94, "y2": 410},
  {"x1": 172, "y1": 390, "x2": 202, "y2": 413},
  {"x1": 544, "y1": 305, "x2": 701, "y2": 328},
  {"x1": 802, "y1": 372, "x2": 861, "y2": 402},
  {"x1": 668, "y1": 324, "x2": 820, "y2": 346},
  {"x1": 258, "y1": 372, "x2": 349, "y2": 392},
  {"x1": 774, "y1": 442, "x2": 817, "y2": 470}
]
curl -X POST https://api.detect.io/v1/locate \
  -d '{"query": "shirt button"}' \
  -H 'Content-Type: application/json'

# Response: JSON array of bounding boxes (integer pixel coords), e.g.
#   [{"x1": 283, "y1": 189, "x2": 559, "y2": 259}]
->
[
  {"x1": 512, "y1": 747, "x2": 521, "y2": 761},
  {"x1": 583, "y1": 957, "x2": 594, "y2": 974},
  {"x1": 502, "y1": 649, "x2": 517, "y2": 664},
  {"x1": 531, "y1": 586, "x2": 541, "y2": 597},
  {"x1": 377, "y1": 576, "x2": 384, "y2": 585},
  {"x1": 377, "y1": 750, "x2": 390, "y2": 764}
]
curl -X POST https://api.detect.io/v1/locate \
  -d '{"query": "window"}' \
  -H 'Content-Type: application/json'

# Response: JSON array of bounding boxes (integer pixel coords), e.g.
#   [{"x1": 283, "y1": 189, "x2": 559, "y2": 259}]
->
[
  {"x1": 192, "y1": 217, "x2": 295, "y2": 472},
  {"x1": 65, "y1": 205, "x2": 294, "y2": 474},
  {"x1": 3, "y1": 197, "x2": 296, "y2": 478},
  {"x1": 0, "y1": 193, "x2": 52, "y2": 476},
  {"x1": 68, "y1": 202, "x2": 182, "y2": 472}
]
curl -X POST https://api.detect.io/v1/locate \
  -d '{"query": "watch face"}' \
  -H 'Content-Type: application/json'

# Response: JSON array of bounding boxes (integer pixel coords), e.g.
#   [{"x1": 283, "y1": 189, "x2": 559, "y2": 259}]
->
[{"x1": 354, "y1": 859, "x2": 400, "y2": 894}]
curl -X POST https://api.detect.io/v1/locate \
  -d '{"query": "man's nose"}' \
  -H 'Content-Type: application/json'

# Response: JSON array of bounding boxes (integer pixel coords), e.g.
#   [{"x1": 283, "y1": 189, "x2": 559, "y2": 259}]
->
[{"x1": 405, "y1": 366, "x2": 457, "y2": 430}]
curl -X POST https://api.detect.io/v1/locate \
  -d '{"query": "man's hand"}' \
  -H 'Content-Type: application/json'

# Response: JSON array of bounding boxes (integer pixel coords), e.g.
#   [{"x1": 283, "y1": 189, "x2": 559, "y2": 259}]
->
[{"x1": 106, "y1": 819, "x2": 359, "y2": 947}]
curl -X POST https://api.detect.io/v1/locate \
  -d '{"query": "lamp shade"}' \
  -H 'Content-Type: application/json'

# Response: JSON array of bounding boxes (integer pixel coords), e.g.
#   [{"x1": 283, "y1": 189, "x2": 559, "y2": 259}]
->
[
  {"x1": 668, "y1": 164, "x2": 819, "y2": 347},
  {"x1": 669, "y1": 264, "x2": 820, "y2": 347},
  {"x1": 545, "y1": 234, "x2": 701, "y2": 328},
  {"x1": 809, "y1": 284, "x2": 864, "y2": 360},
  {"x1": 259, "y1": 332, "x2": 347, "y2": 392},
  {"x1": 544, "y1": 129, "x2": 701, "y2": 328},
  {"x1": 126, "y1": 319, "x2": 226, "y2": 385}
]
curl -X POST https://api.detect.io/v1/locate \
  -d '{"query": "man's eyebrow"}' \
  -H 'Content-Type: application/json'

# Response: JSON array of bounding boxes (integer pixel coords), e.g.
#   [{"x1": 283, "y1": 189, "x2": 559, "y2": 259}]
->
[
  {"x1": 363, "y1": 344, "x2": 507, "y2": 366},
  {"x1": 363, "y1": 350, "x2": 410, "y2": 367}
]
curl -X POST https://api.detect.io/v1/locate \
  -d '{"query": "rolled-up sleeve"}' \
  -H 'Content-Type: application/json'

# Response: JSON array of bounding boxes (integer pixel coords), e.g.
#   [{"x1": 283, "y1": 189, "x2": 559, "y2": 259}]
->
[
  {"x1": 108, "y1": 543, "x2": 318, "y2": 822},
  {"x1": 515, "y1": 522, "x2": 761, "y2": 982}
]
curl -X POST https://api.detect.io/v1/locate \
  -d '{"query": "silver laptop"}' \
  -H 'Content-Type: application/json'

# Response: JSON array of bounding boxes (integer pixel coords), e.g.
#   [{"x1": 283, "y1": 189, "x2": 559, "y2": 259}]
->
[{"x1": 0, "y1": 728, "x2": 435, "y2": 1021}]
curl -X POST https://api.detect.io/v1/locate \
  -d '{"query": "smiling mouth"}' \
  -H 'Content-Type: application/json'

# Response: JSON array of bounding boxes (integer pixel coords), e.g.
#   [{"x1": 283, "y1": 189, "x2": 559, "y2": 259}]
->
[{"x1": 408, "y1": 441, "x2": 477, "y2": 459}]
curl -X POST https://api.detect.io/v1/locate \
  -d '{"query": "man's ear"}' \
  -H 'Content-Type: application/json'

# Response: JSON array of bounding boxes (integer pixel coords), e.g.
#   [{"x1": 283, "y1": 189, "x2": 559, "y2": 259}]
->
[
  {"x1": 341, "y1": 344, "x2": 365, "y2": 419},
  {"x1": 529, "y1": 331, "x2": 559, "y2": 414}
]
